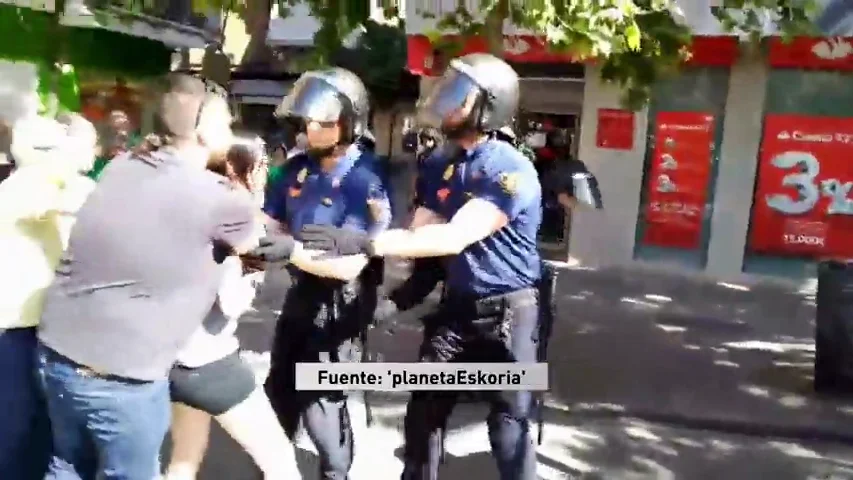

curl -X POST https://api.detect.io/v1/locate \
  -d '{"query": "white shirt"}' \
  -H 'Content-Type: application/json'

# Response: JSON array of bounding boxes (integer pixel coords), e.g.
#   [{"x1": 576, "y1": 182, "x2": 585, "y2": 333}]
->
[
  {"x1": 175, "y1": 256, "x2": 260, "y2": 367},
  {"x1": 175, "y1": 209, "x2": 266, "y2": 368}
]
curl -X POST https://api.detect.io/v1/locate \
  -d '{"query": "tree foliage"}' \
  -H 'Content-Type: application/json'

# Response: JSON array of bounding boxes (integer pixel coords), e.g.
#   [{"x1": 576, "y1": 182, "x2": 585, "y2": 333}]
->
[
  {"x1": 415, "y1": 0, "x2": 818, "y2": 109},
  {"x1": 186, "y1": 0, "x2": 818, "y2": 109}
]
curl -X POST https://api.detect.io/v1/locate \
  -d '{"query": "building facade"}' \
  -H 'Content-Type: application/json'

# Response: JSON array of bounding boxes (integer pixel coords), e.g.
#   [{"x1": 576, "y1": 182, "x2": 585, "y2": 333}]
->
[{"x1": 406, "y1": 0, "x2": 853, "y2": 284}]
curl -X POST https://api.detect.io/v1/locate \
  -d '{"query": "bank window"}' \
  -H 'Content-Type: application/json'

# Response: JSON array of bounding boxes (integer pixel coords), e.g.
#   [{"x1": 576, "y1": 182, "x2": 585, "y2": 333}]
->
[
  {"x1": 633, "y1": 67, "x2": 730, "y2": 269},
  {"x1": 743, "y1": 69, "x2": 853, "y2": 278}
]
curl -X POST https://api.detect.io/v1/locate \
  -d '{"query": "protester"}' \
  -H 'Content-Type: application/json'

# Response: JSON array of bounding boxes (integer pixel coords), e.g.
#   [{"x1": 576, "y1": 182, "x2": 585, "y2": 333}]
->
[
  {"x1": 298, "y1": 53, "x2": 543, "y2": 480},
  {"x1": 164, "y1": 134, "x2": 301, "y2": 480},
  {"x1": 35, "y1": 74, "x2": 269, "y2": 480},
  {"x1": 252, "y1": 67, "x2": 392, "y2": 479},
  {"x1": 0, "y1": 113, "x2": 98, "y2": 480},
  {"x1": 86, "y1": 109, "x2": 137, "y2": 181},
  {"x1": 265, "y1": 131, "x2": 307, "y2": 205}
]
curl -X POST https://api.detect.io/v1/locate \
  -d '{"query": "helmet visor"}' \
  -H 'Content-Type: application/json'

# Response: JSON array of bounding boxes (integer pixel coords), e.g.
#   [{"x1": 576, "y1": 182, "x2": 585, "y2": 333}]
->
[
  {"x1": 416, "y1": 69, "x2": 483, "y2": 129},
  {"x1": 275, "y1": 75, "x2": 343, "y2": 123}
]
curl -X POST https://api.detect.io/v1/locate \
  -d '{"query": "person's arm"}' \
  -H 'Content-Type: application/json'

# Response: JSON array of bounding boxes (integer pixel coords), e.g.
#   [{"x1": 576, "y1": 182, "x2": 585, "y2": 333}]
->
[
  {"x1": 212, "y1": 187, "x2": 259, "y2": 255},
  {"x1": 371, "y1": 167, "x2": 537, "y2": 258},
  {"x1": 388, "y1": 257, "x2": 446, "y2": 310},
  {"x1": 289, "y1": 243, "x2": 369, "y2": 281},
  {"x1": 0, "y1": 166, "x2": 66, "y2": 223},
  {"x1": 293, "y1": 173, "x2": 393, "y2": 281},
  {"x1": 557, "y1": 192, "x2": 578, "y2": 211}
]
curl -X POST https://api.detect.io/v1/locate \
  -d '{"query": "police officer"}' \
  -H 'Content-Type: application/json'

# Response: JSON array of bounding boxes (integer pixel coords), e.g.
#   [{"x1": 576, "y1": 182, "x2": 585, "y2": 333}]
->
[
  {"x1": 250, "y1": 67, "x2": 392, "y2": 480},
  {"x1": 299, "y1": 53, "x2": 542, "y2": 480}
]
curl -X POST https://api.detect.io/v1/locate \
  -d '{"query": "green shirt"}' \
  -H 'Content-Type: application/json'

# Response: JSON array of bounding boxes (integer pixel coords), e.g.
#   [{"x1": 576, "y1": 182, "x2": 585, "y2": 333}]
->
[
  {"x1": 86, "y1": 157, "x2": 110, "y2": 181},
  {"x1": 266, "y1": 164, "x2": 286, "y2": 188},
  {"x1": 86, "y1": 133, "x2": 141, "y2": 182}
]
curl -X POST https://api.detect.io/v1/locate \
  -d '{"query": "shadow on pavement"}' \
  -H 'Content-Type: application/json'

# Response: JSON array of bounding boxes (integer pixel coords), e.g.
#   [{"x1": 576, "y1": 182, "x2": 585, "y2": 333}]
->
[
  {"x1": 211, "y1": 260, "x2": 853, "y2": 478},
  {"x1": 544, "y1": 266, "x2": 853, "y2": 442}
]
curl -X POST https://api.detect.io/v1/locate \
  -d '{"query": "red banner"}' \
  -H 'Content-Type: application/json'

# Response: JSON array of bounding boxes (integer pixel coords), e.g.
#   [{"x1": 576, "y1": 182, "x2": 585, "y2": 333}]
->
[
  {"x1": 405, "y1": 35, "x2": 738, "y2": 76},
  {"x1": 596, "y1": 109, "x2": 634, "y2": 150},
  {"x1": 642, "y1": 112, "x2": 715, "y2": 249},
  {"x1": 769, "y1": 37, "x2": 853, "y2": 71},
  {"x1": 748, "y1": 115, "x2": 853, "y2": 258}
]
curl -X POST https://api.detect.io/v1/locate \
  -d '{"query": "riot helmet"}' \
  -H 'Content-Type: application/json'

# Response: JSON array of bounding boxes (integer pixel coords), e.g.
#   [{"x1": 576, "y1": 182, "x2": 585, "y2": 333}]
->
[
  {"x1": 416, "y1": 53, "x2": 519, "y2": 139},
  {"x1": 275, "y1": 67, "x2": 370, "y2": 152}
]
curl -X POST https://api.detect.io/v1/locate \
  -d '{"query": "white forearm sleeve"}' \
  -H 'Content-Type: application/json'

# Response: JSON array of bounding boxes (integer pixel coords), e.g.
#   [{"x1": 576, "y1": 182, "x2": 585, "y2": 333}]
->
[
  {"x1": 372, "y1": 199, "x2": 506, "y2": 258},
  {"x1": 289, "y1": 242, "x2": 369, "y2": 281}
]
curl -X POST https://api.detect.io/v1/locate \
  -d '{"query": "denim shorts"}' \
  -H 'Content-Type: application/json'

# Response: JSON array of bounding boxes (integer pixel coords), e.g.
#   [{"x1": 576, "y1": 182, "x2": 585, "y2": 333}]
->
[{"x1": 169, "y1": 352, "x2": 256, "y2": 415}]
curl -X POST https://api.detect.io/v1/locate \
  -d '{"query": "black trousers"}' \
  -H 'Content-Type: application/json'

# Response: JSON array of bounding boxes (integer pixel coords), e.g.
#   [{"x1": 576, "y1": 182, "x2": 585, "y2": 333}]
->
[
  {"x1": 264, "y1": 274, "x2": 369, "y2": 480},
  {"x1": 401, "y1": 288, "x2": 540, "y2": 480}
]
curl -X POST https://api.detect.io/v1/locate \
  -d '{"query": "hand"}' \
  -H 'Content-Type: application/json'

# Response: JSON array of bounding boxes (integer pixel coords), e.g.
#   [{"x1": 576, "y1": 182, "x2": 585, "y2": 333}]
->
[
  {"x1": 299, "y1": 224, "x2": 373, "y2": 257},
  {"x1": 374, "y1": 298, "x2": 400, "y2": 326},
  {"x1": 239, "y1": 254, "x2": 266, "y2": 274},
  {"x1": 247, "y1": 235, "x2": 296, "y2": 262}
]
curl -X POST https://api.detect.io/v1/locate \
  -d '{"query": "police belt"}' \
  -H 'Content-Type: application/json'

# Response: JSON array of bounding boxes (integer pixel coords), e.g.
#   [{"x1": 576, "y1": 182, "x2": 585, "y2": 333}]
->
[{"x1": 444, "y1": 287, "x2": 537, "y2": 318}]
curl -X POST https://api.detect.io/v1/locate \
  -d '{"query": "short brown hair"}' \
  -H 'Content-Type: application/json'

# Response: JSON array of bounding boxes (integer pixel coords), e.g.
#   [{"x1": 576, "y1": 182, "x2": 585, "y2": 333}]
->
[{"x1": 152, "y1": 73, "x2": 206, "y2": 140}]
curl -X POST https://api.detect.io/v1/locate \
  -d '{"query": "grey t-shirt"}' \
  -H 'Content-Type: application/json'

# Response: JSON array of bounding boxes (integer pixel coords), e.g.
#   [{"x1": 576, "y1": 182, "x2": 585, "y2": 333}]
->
[{"x1": 37, "y1": 149, "x2": 257, "y2": 381}]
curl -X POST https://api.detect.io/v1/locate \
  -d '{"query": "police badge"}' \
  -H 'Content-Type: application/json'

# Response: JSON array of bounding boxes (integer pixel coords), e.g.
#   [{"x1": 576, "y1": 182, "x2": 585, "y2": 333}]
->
[
  {"x1": 443, "y1": 164, "x2": 454, "y2": 181},
  {"x1": 498, "y1": 172, "x2": 518, "y2": 195},
  {"x1": 296, "y1": 167, "x2": 308, "y2": 184}
]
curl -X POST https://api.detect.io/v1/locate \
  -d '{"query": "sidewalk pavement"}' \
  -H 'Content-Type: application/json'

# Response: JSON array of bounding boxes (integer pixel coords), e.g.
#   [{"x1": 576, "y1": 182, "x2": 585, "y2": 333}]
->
[
  {"x1": 537, "y1": 265, "x2": 853, "y2": 443},
  {"x1": 215, "y1": 262, "x2": 853, "y2": 479},
  {"x1": 191, "y1": 377, "x2": 853, "y2": 479}
]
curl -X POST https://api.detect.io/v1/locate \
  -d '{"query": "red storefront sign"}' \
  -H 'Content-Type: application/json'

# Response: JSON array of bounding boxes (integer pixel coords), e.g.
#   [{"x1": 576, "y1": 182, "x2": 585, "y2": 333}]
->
[
  {"x1": 406, "y1": 35, "x2": 738, "y2": 75},
  {"x1": 596, "y1": 108, "x2": 634, "y2": 150},
  {"x1": 642, "y1": 111, "x2": 715, "y2": 249},
  {"x1": 769, "y1": 37, "x2": 853, "y2": 71},
  {"x1": 748, "y1": 115, "x2": 853, "y2": 258},
  {"x1": 406, "y1": 34, "x2": 576, "y2": 75}
]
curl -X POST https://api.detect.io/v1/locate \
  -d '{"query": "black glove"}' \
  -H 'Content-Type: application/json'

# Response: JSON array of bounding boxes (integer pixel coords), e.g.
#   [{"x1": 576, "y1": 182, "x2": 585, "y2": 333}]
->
[
  {"x1": 299, "y1": 224, "x2": 373, "y2": 257},
  {"x1": 247, "y1": 234, "x2": 296, "y2": 262}
]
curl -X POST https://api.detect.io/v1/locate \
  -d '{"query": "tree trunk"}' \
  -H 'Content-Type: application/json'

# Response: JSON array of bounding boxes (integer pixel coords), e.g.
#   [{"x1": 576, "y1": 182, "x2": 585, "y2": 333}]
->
[
  {"x1": 484, "y1": 0, "x2": 508, "y2": 57},
  {"x1": 240, "y1": 0, "x2": 274, "y2": 71}
]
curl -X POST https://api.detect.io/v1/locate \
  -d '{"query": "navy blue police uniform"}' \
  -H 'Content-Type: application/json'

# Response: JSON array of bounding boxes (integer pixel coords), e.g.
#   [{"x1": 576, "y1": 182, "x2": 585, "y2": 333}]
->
[
  {"x1": 401, "y1": 138, "x2": 542, "y2": 480},
  {"x1": 373, "y1": 150, "x2": 454, "y2": 328},
  {"x1": 262, "y1": 143, "x2": 391, "y2": 479}
]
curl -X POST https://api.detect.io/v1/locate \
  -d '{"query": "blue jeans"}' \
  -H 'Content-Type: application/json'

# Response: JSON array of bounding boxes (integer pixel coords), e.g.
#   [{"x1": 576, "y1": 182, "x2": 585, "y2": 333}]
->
[
  {"x1": 36, "y1": 343, "x2": 171, "y2": 480},
  {"x1": 0, "y1": 327, "x2": 51, "y2": 479}
]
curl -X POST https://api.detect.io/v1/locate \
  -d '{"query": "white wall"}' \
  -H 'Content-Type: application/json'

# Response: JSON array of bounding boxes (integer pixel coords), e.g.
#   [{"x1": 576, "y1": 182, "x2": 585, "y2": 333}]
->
[
  {"x1": 267, "y1": 3, "x2": 318, "y2": 46},
  {"x1": 567, "y1": 66, "x2": 649, "y2": 268},
  {"x1": 704, "y1": 53, "x2": 767, "y2": 278},
  {"x1": 569, "y1": 55, "x2": 773, "y2": 283}
]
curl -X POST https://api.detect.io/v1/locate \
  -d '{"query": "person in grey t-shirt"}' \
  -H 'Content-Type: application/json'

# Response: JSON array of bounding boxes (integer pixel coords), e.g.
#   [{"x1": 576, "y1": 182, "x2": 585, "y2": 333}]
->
[{"x1": 34, "y1": 74, "x2": 285, "y2": 480}]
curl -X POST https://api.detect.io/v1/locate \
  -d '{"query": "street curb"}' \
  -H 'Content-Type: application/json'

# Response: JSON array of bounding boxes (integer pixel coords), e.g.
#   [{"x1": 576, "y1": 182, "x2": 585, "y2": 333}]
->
[{"x1": 551, "y1": 402, "x2": 853, "y2": 445}]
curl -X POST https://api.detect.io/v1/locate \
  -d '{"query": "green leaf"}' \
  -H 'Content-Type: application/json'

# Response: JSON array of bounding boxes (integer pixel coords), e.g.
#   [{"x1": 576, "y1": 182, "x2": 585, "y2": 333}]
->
[{"x1": 625, "y1": 22, "x2": 641, "y2": 51}]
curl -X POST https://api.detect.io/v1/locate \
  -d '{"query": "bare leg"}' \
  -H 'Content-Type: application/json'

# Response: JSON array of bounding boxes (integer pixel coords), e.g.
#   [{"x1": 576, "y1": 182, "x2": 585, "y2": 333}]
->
[
  {"x1": 164, "y1": 403, "x2": 211, "y2": 480},
  {"x1": 215, "y1": 387, "x2": 303, "y2": 479}
]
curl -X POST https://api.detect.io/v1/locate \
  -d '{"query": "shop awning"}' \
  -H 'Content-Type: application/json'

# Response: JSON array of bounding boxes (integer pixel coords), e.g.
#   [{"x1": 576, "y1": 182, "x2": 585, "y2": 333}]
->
[
  {"x1": 230, "y1": 79, "x2": 292, "y2": 105},
  {"x1": 59, "y1": 0, "x2": 218, "y2": 49}
]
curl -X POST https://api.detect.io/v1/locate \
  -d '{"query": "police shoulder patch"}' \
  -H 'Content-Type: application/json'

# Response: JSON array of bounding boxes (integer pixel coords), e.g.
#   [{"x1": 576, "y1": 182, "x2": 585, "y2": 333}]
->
[{"x1": 498, "y1": 172, "x2": 519, "y2": 196}]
